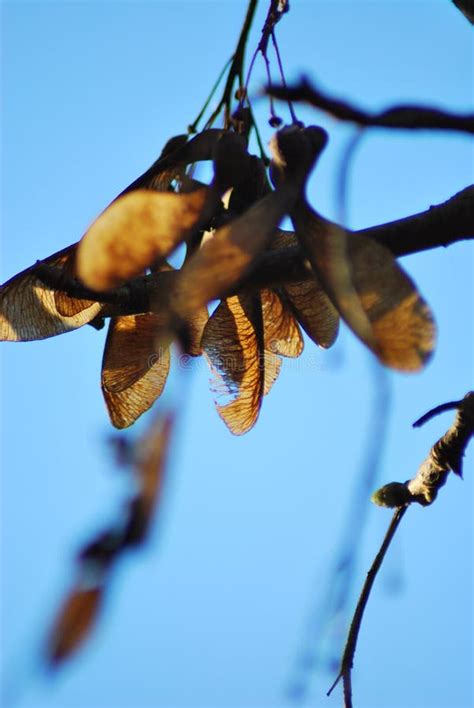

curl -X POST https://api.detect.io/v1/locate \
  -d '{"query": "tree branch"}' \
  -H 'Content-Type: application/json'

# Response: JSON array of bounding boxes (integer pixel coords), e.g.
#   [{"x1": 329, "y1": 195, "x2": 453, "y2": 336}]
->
[
  {"x1": 327, "y1": 506, "x2": 408, "y2": 708},
  {"x1": 329, "y1": 392, "x2": 474, "y2": 707},
  {"x1": 267, "y1": 78, "x2": 474, "y2": 135},
  {"x1": 358, "y1": 185, "x2": 474, "y2": 256},
  {"x1": 34, "y1": 186, "x2": 473, "y2": 317},
  {"x1": 372, "y1": 391, "x2": 474, "y2": 508},
  {"x1": 452, "y1": 0, "x2": 474, "y2": 24},
  {"x1": 205, "y1": 0, "x2": 258, "y2": 128}
]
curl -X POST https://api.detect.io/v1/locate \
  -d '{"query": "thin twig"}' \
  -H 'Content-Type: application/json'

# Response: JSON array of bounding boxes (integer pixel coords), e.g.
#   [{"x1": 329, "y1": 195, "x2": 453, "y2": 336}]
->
[
  {"x1": 330, "y1": 392, "x2": 474, "y2": 706},
  {"x1": 373, "y1": 391, "x2": 474, "y2": 508},
  {"x1": 205, "y1": 0, "x2": 258, "y2": 128},
  {"x1": 413, "y1": 399, "x2": 463, "y2": 428},
  {"x1": 268, "y1": 78, "x2": 474, "y2": 135},
  {"x1": 326, "y1": 506, "x2": 408, "y2": 706},
  {"x1": 188, "y1": 55, "x2": 233, "y2": 133},
  {"x1": 270, "y1": 30, "x2": 298, "y2": 123},
  {"x1": 241, "y1": 0, "x2": 290, "y2": 122}
]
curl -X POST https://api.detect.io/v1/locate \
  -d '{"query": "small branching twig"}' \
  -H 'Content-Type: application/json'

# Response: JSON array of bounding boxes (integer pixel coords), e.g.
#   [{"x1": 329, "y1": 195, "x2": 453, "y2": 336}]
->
[
  {"x1": 268, "y1": 78, "x2": 474, "y2": 135},
  {"x1": 243, "y1": 0, "x2": 291, "y2": 126},
  {"x1": 373, "y1": 391, "x2": 474, "y2": 507},
  {"x1": 329, "y1": 392, "x2": 474, "y2": 707}
]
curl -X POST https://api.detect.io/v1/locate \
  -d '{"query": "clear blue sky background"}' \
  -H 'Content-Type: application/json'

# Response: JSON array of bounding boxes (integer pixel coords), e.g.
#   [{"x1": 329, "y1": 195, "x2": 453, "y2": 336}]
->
[{"x1": 1, "y1": 2, "x2": 473, "y2": 707}]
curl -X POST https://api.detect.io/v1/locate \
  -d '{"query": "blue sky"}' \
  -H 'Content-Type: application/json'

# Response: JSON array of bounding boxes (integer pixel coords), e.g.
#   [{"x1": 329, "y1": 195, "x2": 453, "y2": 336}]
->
[{"x1": 1, "y1": 2, "x2": 473, "y2": 707}]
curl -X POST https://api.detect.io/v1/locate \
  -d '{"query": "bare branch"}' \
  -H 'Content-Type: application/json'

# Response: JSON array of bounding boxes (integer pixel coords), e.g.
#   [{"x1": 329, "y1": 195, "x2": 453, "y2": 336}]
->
[
  {"x1": 452, "y1": 0, "x2": 474, "y2": 24},
  {"x1": 268, "y1": 78, "x2": 474, "y2": 135},
  {"x1": 327, "y1": 506, "x2": 408, "y2": 707},
  {"x1": 330, "y1": 391, "x2": 474, "y2": 707},
  {"x1": 373, "y1": 391, "x2": 474, "y2": 508},
  {"x1": 33, "y1": 187, "x2": 473, "y2": 320},
  {"x1": 359, "y1": 185, "x2": 474, "y2": 256}
]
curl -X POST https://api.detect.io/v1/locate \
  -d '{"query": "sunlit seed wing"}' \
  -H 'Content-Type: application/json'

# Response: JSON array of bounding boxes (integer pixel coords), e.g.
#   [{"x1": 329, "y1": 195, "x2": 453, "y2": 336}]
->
[
  {"x1": 76, "y1": 187, "x2": 216, "y2": 291},
  {"x1": 54, "y1": 290, "x2": 97, "y2": 317},
  {"x1": 271, "y1": 126, "x2": 374, "y2": 348},
  {"x1": 284, "y1": 280, "x2": 339, "y2": 349},
  {"x1": 46, "y1": 587, "x2": 103, "y2": 666},
  {"x1": 261, "y1": 288, "x2": 304, "y2": 358},
  {"x1": 183, "y1": 306, "x2": 209, "y2": 356},
  {"x1": 202, "y1": 294, "x2": 278, "y2": 435},
  {"x1": 348, "y1": 234, "x2": 436, "y2": 370},
  {"x1": 291, "y1": 204, "x2": 378, "y2": 352},
  {"x1": 171, "y1": 187, "x2": 300, "y2": 318},
  {"x1": 271, "y1": 229, "x2": 339, "y2": 348},
  {"x1": 0, "y1": 245, "x2": 103, "y2": 341},
  {"x1": 53, "y1": 246, "x2": 97, "y2": 316},
  {"x1": 102, "y1": 314, "x2": 171, "y2": 429}
]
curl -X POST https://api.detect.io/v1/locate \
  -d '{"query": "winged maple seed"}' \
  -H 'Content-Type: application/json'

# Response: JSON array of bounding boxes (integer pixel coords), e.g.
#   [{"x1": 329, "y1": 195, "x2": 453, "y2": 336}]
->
[
  {"x1": 76, "y1": 131, "x2": 249, "y2": 291},
  {"x1": 1, "y1": 123, "x2": 436, "y2": 435},
  {"x1": 0, "y1": 244, "x2": 103, "y2": 341},
  {"x1": 202, "y1": 290, "x2": 303, "y2": 434},
  {"x1": 271, "y1": 229, "x2": 339, "y2": 349},
  {"x1": 102, "y1": 289, "x2": 207, "y2": 429},
  {"x1": 272, "y1": 125, "x2": 436, "y2": 370},
  {"x1": 47, "y1": 412, "x2": 174, "y2": 665}
]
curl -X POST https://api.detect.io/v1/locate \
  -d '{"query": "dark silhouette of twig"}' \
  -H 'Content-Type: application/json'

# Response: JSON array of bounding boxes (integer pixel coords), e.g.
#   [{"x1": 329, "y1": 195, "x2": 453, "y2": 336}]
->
[
  {"x1": 242, "y1": 0, "x2": 290, "y2": 125},
  {"x1": 270, "y1": 31, "x2": 298, "y2": 123},
  {"x1": 326, "y1": 506, "x2": 408, "y2": 707},
  {"x1": 373, "y1": 391, "x2": 474, "y2": 508},
  {"x1": 413, "y1": 399, "x2": 464, "y2": 428},
  {"x1": 328, "y1": 392, "x2": 474, "y2": 707},
  {"x1": 268, "y1": 78, "x2": 474, "y2": 135}
]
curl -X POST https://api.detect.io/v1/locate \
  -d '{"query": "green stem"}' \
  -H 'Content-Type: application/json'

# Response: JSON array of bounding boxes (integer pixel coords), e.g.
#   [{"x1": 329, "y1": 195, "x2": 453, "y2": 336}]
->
[
  {"x1": 205, "y1": 0, "x2": 259, "y2": 128},
  {"x1": 188, "y1": 55, "x2": 233, "y2": 133}
]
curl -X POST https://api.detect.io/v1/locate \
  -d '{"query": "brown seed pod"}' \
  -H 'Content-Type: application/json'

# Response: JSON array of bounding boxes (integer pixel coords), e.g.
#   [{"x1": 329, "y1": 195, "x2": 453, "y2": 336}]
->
[
  {"x1": 0, "y1": 244, "x2": 102, "y2": 341},
  {"x1": 275, "y1": 125, "x2": 436, "y2": 370}
]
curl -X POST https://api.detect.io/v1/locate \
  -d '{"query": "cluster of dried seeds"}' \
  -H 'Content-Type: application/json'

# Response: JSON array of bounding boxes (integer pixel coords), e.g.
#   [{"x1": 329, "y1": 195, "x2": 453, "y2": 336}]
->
[{"x1": 0, "y1": 124, "x2": 436, "y2": 435}]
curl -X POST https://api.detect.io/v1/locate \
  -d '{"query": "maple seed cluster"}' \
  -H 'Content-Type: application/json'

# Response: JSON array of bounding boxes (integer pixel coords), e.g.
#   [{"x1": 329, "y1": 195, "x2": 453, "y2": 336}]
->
[{"x1": 0, "y1": 125, "x2": 435, "y2": 434}]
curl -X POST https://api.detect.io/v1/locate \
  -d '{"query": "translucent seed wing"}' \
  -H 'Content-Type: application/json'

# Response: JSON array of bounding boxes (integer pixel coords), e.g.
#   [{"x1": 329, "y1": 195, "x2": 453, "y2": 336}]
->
[
  {"x1": 261, "y1": 288, "x2": 304, "y2": 358},
  {"x1": 271, "y1": 229, "x2": 339, "y2": 348},
  {"x1": 102, "y1": 314, "x2": 171, "y2": 429},
  {"x1": 53, "y1": 246, "x2": 97, "y2": 316},
  {"x1": 172, "y1": 189, "x2": 296, "y2": 317},
  {"x1": 0, "y1": 245, "x2": 102, "y2": 341},
  {"x1": 284, "y1": 279, "x2": 339, "y2": 349},
  {"x1": 77, "y1": 188, "x2": 215, "y2": 291},
  {"x1": 202, "y1": 295, "x2": 268, "y2": 435},
  {"x1": 348, "y1": 234, "x2": 436, "y2": 370},
  {"x1": 292, "y1": 206, "x2": 377, "y2": 352}
]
